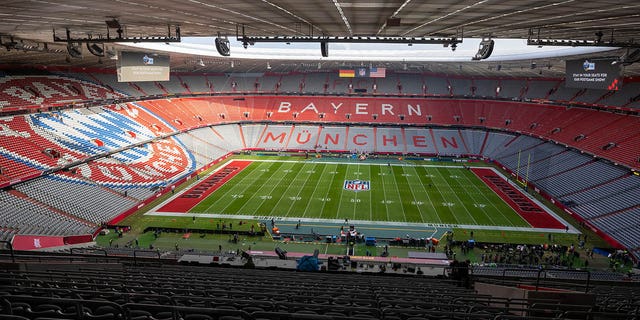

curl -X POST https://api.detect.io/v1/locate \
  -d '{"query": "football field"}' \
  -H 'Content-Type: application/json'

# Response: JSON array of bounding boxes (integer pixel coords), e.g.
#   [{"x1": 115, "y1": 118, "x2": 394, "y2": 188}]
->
[{"x1": 185, "y1": 160, "x2": 533, "y2": 227}]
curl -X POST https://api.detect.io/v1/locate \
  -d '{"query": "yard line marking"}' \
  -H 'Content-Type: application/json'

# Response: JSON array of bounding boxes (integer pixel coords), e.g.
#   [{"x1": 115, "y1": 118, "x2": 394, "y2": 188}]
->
[
  {"x1": 418, "y1": 166, "x2": 459, "y2": 224},
  {"x1": 334, "y1": 164, "x2": 350, "y2": 219},
  {"x1": 379, "y1": 165, "x2": 391, "y2": 221},
  {"x1": 389, "y1": 167, "x2": 408, "y2": 222},
  {"x1": 266, "y1": 162, "x2": 313, "y2": 217},
  {"x1": 351, "y1": 164, "x2": 360, "y2": 220},
  {"x1": 301, "y1": 163, "x2": 330, "y2": 218},
  {"x1": 402, "y1": 165, "x2": 426, "y2": 223},
  {"x1": 433, "y1": 167, "x2": 478, "y2": 225},
  {"x1": 203, "y1": 161, "x2": 270, "y2": 213},
  {"x1": 457, "y1": 168, "x2": 517, "y2": 226},
  {"x1": 318, "y1": 163, "x2": 341, "y2": 218},
  {"x1": 284, "y1": 162, "x2": 320, "y2": 217},
  {"x1": 410, "y1": 166, "x2": 441, "y2": 223},
  {"x1": 231, "y1": 161, "x2": 288, "y2": 215},
  {"x1": 296, "y1": 164, "x2": 327, "y2": 217},
  {"x1": 445, "y1": 167, "x2": 498, "y2": 226},
  {"x1": 367, "y1": 164, "x2": 373, "y2": 221}
]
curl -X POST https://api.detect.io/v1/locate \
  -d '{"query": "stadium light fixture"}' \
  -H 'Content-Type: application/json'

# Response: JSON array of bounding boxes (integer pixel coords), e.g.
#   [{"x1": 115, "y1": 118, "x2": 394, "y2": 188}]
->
[
  {"x1": 236, "y1": 24, "x2": 462, "y2": 49},
  {"x1": 528, "y1": 27, "x2": 639, "y2": 48},
  {"x1": 53, "y1": 23, "x2": 181, "y2": 43},
  {"x1": 0, "y1": 36, "x2": 65, "y2": 53},
  {"x1": 237, "y1": 34, "x2": 462, "y2": 46}
]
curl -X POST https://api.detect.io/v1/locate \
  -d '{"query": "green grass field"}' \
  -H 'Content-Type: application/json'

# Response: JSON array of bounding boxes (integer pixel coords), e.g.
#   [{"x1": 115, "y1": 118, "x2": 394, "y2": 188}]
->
[{"x1": 189, "y1": 160, "x2": 530, "y2": 227}]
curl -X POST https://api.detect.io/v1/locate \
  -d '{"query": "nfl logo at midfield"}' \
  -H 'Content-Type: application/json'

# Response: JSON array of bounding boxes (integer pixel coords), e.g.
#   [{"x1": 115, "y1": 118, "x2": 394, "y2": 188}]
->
[{"x1": 344, "y1": 180, "x2": 370, "y2": 192}]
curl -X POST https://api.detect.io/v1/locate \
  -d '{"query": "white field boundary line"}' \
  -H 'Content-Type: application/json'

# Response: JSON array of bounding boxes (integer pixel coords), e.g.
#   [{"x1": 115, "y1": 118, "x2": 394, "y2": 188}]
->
[
  {"x1": 145, "y1": 211, "x2": 578, "y2": 234},
  {"x1": 145, "y1": 159, "x2": 578, "y2": 234}
]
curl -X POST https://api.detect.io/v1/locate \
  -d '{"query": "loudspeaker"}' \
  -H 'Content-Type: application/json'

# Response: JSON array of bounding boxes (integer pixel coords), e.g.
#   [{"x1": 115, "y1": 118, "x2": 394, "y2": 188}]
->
[
  {"x1": 86, "y1": 43, "x2": 104, "y2": 57},
  {"x1": 472, "y1": 39, "x2": 494, "y2": 60},
  {"x1": 215, "y1": 37, "x2": 231, "y2": 56},
  {"x1": 320, "y1": 41, "x2": 328, "y2": 57},
  {"x1": 67, "y1": 43, "x2": 82, "y2": 58}
]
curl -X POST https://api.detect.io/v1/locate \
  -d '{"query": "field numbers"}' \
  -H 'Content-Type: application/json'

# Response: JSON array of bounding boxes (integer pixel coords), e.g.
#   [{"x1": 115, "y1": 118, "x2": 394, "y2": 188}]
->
[{"x1": 194, "y1": 162, "x2": 511, "y2": 226}]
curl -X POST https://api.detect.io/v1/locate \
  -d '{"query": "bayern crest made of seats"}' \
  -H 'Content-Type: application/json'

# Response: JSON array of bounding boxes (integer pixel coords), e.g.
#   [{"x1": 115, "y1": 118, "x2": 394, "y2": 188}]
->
[{"x1": 344, "y1": 180, "x2": 370, "y2": 192}]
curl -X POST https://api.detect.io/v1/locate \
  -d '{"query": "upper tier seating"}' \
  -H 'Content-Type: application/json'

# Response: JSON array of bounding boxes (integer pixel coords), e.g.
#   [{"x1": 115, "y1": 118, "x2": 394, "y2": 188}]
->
[
  {"x1": 0, "y1": 75, "x2": 125, "y2": 111},
  {"x1": 4, "y1": 73, "x2": 640, "y2": 111}
]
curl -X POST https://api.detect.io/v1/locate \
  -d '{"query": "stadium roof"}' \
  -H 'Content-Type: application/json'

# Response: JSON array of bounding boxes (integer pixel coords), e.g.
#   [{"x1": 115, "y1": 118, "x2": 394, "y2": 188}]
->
[{"x1": 0, "y1": 0, "x2": 639, "y2": 76}]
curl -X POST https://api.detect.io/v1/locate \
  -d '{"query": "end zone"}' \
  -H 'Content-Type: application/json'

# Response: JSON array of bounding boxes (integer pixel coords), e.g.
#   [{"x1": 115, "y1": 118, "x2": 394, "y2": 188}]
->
[
  {"x1": 471, "y1": 167, "x2": 567, "y2": 230},
  {"x1": 157, "y1": 160, "x2": 252, "y2": 213}
]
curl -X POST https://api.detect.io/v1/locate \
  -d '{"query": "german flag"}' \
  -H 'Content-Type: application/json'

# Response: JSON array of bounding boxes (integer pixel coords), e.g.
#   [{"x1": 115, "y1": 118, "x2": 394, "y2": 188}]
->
[{"x1": 339, "y1": 69, "x2": 355, "y2": 78}]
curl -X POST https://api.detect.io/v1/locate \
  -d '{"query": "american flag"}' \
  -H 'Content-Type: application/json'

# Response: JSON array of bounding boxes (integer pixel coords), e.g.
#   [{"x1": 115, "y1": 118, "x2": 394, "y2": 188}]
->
[{"x1": 369, "y1": 67, "x2": 386, "y2": 78}]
